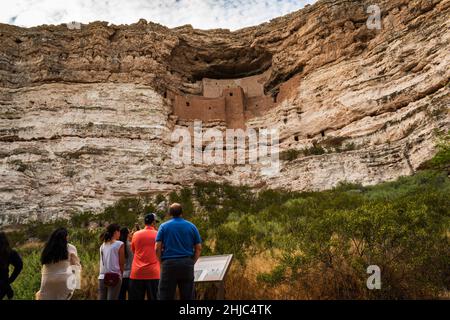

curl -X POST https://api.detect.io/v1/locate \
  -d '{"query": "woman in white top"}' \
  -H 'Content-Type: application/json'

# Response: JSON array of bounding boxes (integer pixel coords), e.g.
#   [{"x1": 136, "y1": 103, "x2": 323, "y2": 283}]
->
[
  {"x1": 37, "y1": 227, "x2": 82, "y2": 300},
  {"x1": 98, "y1": 223, "x2": 125, "y2": 300}
]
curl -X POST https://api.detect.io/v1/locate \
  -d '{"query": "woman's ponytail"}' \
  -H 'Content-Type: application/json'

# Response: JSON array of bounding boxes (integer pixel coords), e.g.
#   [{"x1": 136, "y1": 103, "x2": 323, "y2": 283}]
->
[{"x1": 101, "y1": 223, "x2": 120, "y2": 243}]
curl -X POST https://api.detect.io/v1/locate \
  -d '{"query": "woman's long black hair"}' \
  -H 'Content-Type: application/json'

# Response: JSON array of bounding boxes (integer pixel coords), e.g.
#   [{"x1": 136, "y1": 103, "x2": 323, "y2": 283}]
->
[
  {"x1": 100, "y1": 223, "x2": 121, "y2": 243},
  {"x1": 0, "y1": 232, "x2": 11, "y2": 268},
  {"x1": 119, "y1": 227, "x2": 129, "y2": 259},
  {"x1": 41, "y1": 227, "x2": 69, "y2": 265}
]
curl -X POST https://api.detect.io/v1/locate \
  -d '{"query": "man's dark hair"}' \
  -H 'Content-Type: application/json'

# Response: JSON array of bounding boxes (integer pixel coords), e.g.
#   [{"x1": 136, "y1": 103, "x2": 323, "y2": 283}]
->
[
  {"x1": 119, "y1": 227, "x2": 130, "y2": 259},
  {"x1": 144, "y1": 213, "x2": 159, "y2": 225},
  {"x1": 169, "y1": 203, "x2": 183, "y2": 217}
]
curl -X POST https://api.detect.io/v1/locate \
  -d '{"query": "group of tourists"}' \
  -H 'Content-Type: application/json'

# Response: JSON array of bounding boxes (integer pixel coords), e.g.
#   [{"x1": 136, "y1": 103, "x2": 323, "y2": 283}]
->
[{"x1": 0, "y1": 203, "x2": 203, "y2": 300}]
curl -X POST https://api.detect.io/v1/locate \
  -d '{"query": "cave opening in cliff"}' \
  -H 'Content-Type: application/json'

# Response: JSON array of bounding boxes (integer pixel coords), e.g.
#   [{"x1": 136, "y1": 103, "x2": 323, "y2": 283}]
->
[{"x1": 168, "y1": 39, "x2": 273, "y2": 83}]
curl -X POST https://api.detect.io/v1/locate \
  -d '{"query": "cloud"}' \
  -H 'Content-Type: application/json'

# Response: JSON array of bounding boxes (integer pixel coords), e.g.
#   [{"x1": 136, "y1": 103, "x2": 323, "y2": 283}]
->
[{"x1": 0, "y1": 0, "x2": 317, "y2": 30}]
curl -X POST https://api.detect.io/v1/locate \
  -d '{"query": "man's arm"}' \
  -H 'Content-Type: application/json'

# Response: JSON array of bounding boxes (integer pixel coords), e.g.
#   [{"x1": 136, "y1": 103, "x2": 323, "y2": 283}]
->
[
  {"x1": 193, "y1": 243, "x2": 202, "y2": 264},
  {"x1": 155, "y1": 241, "x2": 163, "y2": 263},
  {"x1": 192, "y1": 225, "x2": 202, "y2": 263},
  {"x1": 9, "y1": 251, "x2": 23, "y2": 284},
  {"x1": 155, "y1": 225, "x2": 164, "y2": 263}
]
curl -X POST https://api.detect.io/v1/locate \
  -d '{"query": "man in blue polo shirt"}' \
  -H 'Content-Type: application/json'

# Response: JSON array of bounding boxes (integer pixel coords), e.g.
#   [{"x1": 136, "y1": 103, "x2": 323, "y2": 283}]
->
[{"x1": 156, "y1": 203, "x2": 202, "y2": 300}]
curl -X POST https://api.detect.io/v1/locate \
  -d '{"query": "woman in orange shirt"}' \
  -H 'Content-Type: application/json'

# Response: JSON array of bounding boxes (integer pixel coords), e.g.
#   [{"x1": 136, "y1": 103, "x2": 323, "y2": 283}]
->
[{"x1": 129, "y1": 213, "x2": 160, "y2": 300}]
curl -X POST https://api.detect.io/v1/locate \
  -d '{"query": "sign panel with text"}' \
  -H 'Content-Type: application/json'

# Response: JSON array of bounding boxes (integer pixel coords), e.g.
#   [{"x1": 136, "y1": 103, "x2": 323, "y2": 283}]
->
[{"x1": 194, "y1": 254, "x2": 233, "y2": 283}]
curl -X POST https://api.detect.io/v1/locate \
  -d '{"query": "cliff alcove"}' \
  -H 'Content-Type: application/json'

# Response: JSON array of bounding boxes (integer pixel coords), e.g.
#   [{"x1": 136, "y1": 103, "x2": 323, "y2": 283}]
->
[{"x1": 168, "y1": 38, "x2": 273, "y2": 83}]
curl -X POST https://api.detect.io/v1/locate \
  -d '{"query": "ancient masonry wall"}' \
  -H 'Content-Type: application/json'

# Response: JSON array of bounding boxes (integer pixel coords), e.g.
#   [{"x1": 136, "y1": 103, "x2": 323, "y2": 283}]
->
[
  {"x1": 171, "y1": 93, "x2": 227, "y2": 123},
  {"x1": 169, "y1": 69, "x2": 301, "y2": 129},
  {"x1": 202, "y1": 69, "x2": 271, "y2": 98}
]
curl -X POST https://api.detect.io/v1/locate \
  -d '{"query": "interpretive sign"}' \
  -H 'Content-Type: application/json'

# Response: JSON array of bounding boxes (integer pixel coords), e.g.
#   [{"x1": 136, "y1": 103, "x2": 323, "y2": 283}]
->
[{"x1": 194, "y1": 254, "x2": 233, "y2": 283}]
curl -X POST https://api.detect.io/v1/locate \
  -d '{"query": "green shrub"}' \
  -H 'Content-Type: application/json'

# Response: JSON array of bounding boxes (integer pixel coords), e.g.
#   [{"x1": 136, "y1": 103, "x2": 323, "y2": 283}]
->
[
  {"x1": 342, "y1": 142, "x2": 357, "y2": 151},
  {"x1": 257, "y1": 173, "x2": 450, "y2": 299},
  {"x1": 25, "y1": 220, "x2": 69, "y2": 242},
  {"x1": 257, "y1": 265, "x2": 287, "y2": 286},
  {"x1": 11, "y1": 248, "x2": 42, "y2": 300},
  {"x1": 214, "y1": 215, "x2": 266, "y2": 264},
  {"x1": 418, "y1": 131, "x2": 450, "y2": 170},
  {"x1": 169, "y1": 187, "x2": 194, "y2": 219},
  {"x1": 280, "y1": 149, "x2": 303, "y2": 161},
  {"x1": 428, "y1": 131, "x2": 450, "y2": 169},
  {"x1": 99, "y1": 198, "x2": 146, "y2": 227},
  {"x1": 70, "y1": 212, "x2": 93, "y2": 228},
  {"x1": 280, "y1": 144, "x2": 328, "y2": 161},
  {"x1": 302, "y1": 144, "x2": 326, "y2": 156}
]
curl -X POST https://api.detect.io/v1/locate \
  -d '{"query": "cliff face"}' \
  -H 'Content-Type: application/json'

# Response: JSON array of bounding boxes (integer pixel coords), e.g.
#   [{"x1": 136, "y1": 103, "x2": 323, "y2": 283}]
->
[{"x1": 0, "y1": 0, "x2": 449, "y2": 224}]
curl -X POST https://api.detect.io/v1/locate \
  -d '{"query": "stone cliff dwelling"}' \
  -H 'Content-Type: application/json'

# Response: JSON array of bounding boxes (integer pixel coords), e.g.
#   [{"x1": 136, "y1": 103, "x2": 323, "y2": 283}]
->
[{"x1": 167, "y1": 68, "x2": 301, "y2": 129}]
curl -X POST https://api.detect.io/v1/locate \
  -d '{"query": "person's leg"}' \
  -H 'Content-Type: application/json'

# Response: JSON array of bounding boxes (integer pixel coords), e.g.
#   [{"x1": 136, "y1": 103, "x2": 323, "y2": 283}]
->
[
  {"x1": 6, "y1": 285, "x2": 14, "y2": 300},
  {"x1": 98, "y1": 279, "x2": 107, "y2": 300},
  {"x1": 143, "y1": 280, "x2": 151, "y2": 300},
  {"x1": 124, "y1": 278, "x2": 131, "y2": 300},
  {"x1": 107, "y1": 278, "x2": 122, "y2": 300},
  {"x1": 148, "y1": 279, "x2": 159, "y2": 300},
  {"x1": 118, "y1": 277, "x2": 129, "y2": 300},
  {"x1": 177, "y1": 258, "x2": 195, "y2": 300},
  {"x1": 0, "y1": 286, "x2": 7, "y2": 300},
  {"x1": 129, "y1": 279, "x2": 145, "y2": 300},
  {"x1": 125, "y1": 278, "x2": 130, "y2": 299},
  {"x1": 158, "y1": 260, "x2": 178, "y2": 300}
]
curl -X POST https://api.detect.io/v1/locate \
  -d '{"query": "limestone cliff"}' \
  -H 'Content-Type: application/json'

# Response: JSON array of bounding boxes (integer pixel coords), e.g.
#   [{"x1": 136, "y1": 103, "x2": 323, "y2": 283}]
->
[{"x1": 0, "y1": 0, "x2": 449, "y2": 224}]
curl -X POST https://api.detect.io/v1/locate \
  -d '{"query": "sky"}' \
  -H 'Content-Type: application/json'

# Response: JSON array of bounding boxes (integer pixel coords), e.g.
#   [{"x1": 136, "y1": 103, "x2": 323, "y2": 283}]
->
[{"x1": 0, "y1": 0, "x2": 317, "y2": 30}]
